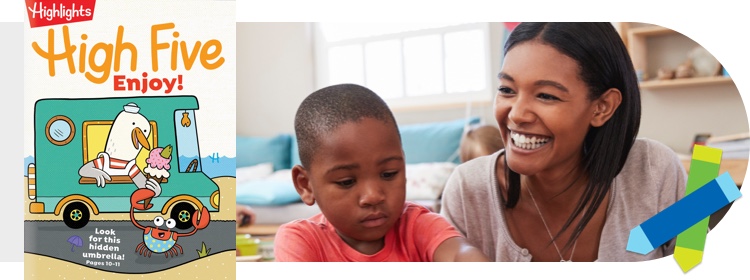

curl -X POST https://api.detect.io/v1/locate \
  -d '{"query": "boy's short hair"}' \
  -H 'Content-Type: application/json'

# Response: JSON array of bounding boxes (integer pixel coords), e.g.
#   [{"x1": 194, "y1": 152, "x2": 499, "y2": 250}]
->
[{"x1": 294, "y1": 84, "x2": 400, "y2": 168}]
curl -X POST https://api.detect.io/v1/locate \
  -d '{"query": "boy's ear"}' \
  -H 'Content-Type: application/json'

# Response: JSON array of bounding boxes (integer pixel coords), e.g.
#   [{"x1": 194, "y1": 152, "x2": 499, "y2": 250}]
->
[
  {"x1": 291, "y1": 165, "x2": 315, "y2": 206},
  {"x1": 590, "y1": 88, "x2": 622, "y2": 128}
]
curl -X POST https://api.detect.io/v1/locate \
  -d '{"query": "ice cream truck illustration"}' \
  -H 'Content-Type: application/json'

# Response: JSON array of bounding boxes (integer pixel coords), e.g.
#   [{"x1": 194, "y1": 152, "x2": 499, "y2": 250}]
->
[{"x1": 27, "y1": 96, "x2": 220, "y2": 229}]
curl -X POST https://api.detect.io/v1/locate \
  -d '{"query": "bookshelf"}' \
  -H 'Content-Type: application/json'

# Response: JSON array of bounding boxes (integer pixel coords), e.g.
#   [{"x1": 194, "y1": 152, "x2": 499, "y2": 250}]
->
[
  {"x1": 639, "y1": 76, "x2": 733, "y2": 89},
  {"x1": 619, "y1": 23, "x2": 728, "y2": 89}
]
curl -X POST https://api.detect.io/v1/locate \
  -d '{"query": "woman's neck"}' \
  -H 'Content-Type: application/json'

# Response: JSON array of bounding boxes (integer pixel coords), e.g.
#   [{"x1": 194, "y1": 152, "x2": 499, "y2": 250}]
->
[{"x1": 522, "y1": 163, "x2": 588, "y2": 209}]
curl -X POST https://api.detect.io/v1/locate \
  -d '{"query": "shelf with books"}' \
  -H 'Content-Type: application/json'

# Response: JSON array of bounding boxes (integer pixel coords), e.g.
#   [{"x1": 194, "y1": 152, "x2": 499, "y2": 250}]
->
[{"x1": 707, "y1": 132, "x2": 750, "y2": 160}]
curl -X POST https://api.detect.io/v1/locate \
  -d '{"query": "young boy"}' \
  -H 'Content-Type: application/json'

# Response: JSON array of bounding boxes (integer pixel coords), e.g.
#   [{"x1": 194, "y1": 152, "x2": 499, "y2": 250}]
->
[{"x1": 274, "y1": 84, "x2": 489, "y2": 262}]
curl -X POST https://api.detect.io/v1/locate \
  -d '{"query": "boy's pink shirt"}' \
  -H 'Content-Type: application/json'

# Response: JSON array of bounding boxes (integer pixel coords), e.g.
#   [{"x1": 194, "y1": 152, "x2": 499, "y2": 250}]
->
[{"x1": 274, "y1": 202, "x2": 462, "y2": 261}]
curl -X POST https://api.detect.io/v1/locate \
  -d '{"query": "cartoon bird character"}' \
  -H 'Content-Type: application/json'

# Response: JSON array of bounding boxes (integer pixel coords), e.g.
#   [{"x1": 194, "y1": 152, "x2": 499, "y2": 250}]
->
[{"x1": 78, "y1": 103, "x2": 162, "y2": 204}]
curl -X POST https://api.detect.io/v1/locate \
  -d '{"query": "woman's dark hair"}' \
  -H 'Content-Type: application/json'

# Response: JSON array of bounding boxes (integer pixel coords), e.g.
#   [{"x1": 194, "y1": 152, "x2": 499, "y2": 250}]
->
[{"x1": 501, "y1": 22, "x2": 641, "y2": 251}]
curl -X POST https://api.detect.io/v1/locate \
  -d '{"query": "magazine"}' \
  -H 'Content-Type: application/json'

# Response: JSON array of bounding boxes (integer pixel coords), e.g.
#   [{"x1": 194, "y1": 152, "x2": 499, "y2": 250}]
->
[{"x1": 23, "y1": 0, "x2": 236, "y2": 278}]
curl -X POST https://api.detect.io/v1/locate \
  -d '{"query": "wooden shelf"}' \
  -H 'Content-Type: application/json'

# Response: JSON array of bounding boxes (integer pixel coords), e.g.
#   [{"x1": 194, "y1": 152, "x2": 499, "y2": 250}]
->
[
  {"x1": 639, "y1": 76, "x2": 733, "y2": 90},
  {"x1": 628, "y1": 26, "x2": 675, "y2": 37},
  {"x1": 623, "y1": 23, "x2": 712, "y2": 85}
]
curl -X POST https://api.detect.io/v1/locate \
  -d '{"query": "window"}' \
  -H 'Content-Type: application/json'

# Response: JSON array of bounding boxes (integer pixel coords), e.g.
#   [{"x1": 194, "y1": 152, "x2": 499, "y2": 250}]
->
[
  {"x1": 79, "y1": 120, "x2": 158, "y2": 184},
  {"x1": 314, "y1": 22, "x2": 492, "y2": 109},
  {"x1": 174, "y1": 110, "x2": 202, "y2": 173},
  {"x1": 46, "y1": 115, "x2": 75, "y2": 146}
]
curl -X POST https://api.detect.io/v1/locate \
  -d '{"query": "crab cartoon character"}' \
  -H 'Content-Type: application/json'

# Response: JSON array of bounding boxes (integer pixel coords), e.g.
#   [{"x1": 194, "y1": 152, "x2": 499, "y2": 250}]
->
[{"x1": 130, "y1": 189, "x2": 210, "y2": 258}]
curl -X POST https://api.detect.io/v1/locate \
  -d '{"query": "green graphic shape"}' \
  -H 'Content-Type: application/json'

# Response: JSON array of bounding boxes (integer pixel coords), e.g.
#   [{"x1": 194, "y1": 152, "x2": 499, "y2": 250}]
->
[{"x1": 674, "y1": 145, "x2": 722, "y2": 273}]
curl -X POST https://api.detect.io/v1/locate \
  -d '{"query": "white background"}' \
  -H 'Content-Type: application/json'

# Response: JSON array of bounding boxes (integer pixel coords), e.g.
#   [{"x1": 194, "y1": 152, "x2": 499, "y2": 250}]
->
[{"x1": 4, "y1": 0, "x2": 750, "y2": 279}]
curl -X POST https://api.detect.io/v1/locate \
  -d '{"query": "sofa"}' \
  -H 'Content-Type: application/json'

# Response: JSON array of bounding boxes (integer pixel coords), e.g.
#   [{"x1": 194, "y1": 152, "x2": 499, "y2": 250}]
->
[{"x1": 236, "y1": 117, "x2": 480, "y2": 225}]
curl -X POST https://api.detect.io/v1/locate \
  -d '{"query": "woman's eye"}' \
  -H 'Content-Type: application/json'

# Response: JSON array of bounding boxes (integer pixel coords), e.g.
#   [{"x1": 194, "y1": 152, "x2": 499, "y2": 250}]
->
[
  {"x1": 538, "y1": 93, "x2": 561, "y2": 101},
  {"x1": 497, "y1": 86, "x2": 514, "y2": 95},
  {"x1": 381, "y1": 171, "x2": 399, "y2": 180},
  {"x1": 336, "y1": 179, "x2": 355, "y2": 188}
]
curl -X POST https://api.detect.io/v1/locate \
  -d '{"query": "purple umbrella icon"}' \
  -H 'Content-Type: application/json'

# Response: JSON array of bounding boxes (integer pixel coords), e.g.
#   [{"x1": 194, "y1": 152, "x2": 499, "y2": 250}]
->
[{"x1": 67, "y1": 235, "x2": 83, "y2": 252}]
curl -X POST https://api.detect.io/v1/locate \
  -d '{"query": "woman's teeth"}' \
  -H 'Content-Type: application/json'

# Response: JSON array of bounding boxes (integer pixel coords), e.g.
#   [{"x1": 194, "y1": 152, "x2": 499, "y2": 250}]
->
[{"x1": 511, "y1": 131, "x2": 551, "y2": 150}]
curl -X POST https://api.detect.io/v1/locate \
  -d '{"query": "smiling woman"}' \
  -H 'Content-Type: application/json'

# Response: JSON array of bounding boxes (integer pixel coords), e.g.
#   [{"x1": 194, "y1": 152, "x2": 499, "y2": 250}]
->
[{"x1": 440, "y1": 22, "x2": 688, "y2": 262}]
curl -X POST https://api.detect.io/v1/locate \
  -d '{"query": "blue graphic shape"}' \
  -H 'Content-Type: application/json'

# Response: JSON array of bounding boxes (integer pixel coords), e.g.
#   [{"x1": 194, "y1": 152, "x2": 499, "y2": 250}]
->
[{"x1": 626, "y1": 172, "x2": 741, "y2": 254}]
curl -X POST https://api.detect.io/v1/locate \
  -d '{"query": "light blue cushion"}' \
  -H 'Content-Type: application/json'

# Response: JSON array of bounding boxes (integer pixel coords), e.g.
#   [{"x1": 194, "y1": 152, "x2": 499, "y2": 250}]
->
[
  {"x1": 400, "y1": 117, "x2": 480, "y2": 164},
  {"x1": 236, "y1": 135, "x2": 291, "y2": 170},
  {"x1": 236, "y1": 180, "x2": 302, "y2": 206},
  {"x1": 290, "y1": 135, "x2": 302, "y2": 167}
]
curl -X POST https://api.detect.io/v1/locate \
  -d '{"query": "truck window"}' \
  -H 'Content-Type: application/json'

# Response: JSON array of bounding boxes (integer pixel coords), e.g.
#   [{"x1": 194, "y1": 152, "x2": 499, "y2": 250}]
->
[
  {"x1": 175, "y1": 110, "x2": 202, "y2": 173},
  {"x1": 46, "y1": 115, "x2": 75, "y2": 146},
  {"x1": 79, "y1": 120, "x2": 158, "y2": 184}
]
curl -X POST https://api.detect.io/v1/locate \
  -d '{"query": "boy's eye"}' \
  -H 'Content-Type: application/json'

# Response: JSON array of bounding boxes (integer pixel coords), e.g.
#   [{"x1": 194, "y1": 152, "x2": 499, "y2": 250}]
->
[
  {"x1": 336, "y1": 178, "x2": 356, "y2": 188},
  {"x1": 497, "y1": 86, "x2": 514, "y2": 95},
  {"x1": 381, "y1": 171, "x2": 399, "y2": 180},
  {"x1": 537, "y1": 93, "x2": 561, "y2": 101}
]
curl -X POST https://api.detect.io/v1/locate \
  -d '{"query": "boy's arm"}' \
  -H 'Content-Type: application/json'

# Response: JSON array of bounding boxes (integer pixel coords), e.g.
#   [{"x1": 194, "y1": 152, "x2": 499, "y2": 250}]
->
[
  {"x1": 433, "y1": 236, "x2": 489, "y2": 262},
  {"x1": 407, "y1": 204, "x2": 488, "y2": 262}
]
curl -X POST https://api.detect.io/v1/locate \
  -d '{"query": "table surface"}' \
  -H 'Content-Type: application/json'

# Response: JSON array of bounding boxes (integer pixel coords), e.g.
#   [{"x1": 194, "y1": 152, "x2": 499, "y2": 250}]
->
[
  {"x1": 679, "y1": 156, "x2": 747, "y2": 186},
  {"x1": 236, "y1": 255, "x2": 262, "y2": 262},
  {"x1": 237, "y1": 224, "x2": 281, "y2": 236},
  {"x1": 232, "y1": 158, "x2": 748, "y2": 260}
]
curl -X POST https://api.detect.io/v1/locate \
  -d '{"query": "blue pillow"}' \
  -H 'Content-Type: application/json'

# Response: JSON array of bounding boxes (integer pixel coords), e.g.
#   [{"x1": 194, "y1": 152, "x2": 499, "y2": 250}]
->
[
  {"x1": 400, "y1": 117, "x2": 480, "y2": 164},
  {"x1": 236, "y1": 180, "x2": 302, "y2": 206},
  {"x1": 236, "y1": 134, "x2": 291, "y2": 170},
  {"x1": 290, "y1": 135, "x2": 302, "y2": 167}
]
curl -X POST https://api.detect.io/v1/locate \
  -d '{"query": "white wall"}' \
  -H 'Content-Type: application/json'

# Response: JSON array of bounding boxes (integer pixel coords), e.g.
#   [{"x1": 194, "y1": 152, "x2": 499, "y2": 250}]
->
[
  {"x1": 236, "y1": 23, "x2": 505, "y2": 135},
  {"x1": 640, "y1": 83, "x2": 748, "y2": 154},
  {"x1": 235, "y1": 22, "x2": 749, "y2": 155},
  {"x1": 236, "y1": 23, "x2": 315, "y2": 137}
]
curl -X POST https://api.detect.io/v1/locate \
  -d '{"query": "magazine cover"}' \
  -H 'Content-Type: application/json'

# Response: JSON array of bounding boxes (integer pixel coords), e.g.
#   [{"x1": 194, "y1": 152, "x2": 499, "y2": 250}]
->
[{"x1": 23, "y1": 0, "x2": 236, "y2": 278}]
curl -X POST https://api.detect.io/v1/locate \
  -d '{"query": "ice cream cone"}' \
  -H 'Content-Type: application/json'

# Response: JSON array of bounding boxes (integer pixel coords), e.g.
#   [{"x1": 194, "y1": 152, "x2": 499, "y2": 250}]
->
[
  {"x1": 144, "y1": 145, "x2": 171, "y2": 206},
  {"x1": 143, "y1": 197, "x2": 153, "y2": 209},
  {"x1": 146, "y1": 173, "x2": 164, "y2": 183},
  {"x1": 142, "y1": 174, "x2": 161, "y2": 208}
]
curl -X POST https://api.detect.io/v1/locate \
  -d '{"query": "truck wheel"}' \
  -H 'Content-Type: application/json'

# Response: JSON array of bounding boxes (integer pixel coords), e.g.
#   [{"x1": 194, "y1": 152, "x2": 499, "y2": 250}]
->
[
  {"x1": 170, "y1": 202, "x2": 196, "y2": 230},
  {"x1": 63, "y1": 202, "x2": 90, "y2": 229}
]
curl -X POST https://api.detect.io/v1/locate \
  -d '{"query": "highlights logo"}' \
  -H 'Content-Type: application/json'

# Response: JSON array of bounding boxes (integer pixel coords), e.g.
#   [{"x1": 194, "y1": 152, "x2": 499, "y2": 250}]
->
[{"x1": 26, "y1": 0, "x2": 96, "y2": 28}]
